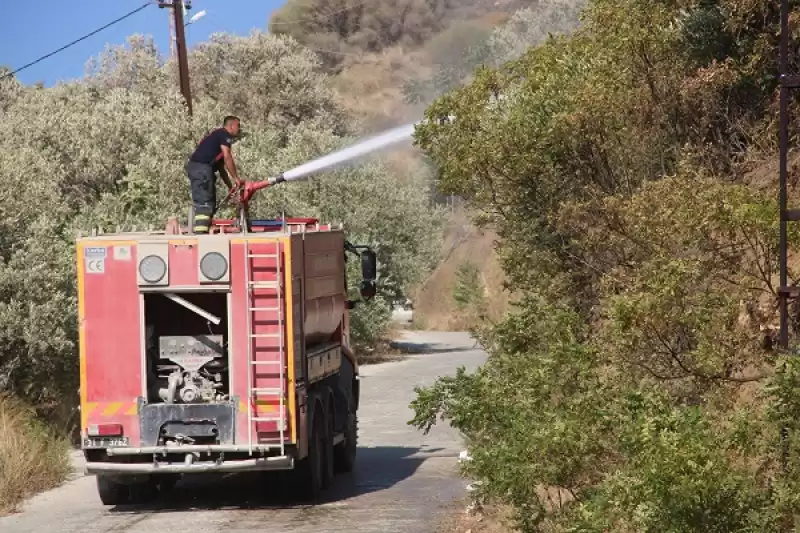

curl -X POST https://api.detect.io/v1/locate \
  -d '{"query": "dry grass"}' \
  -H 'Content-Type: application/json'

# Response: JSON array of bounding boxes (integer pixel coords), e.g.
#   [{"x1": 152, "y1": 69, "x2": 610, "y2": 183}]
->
[
  {"x1": 353, "y1": 321, "x2": 411, "y2": 365},
  {"x1": 357, "y1": 340, "x2": 408, "y2": 365},
  {"x1": 334, "y1": 45, "x2": 433, "y2": 128},
  {"x1": 436, "y1": 500, "x2": 518, "y2": 533},
  {"x1": 412, "y1": 209, "x2": 512, "y2": 331},
  {"x1": 0, "y1": 394, "x2": 70, "y2": 515}
]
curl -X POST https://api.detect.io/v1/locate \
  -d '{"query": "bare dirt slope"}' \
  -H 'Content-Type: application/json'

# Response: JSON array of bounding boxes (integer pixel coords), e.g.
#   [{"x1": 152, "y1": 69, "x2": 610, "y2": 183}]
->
[
  {"x1": 0, "y1": 331, "x2": 485, "y2": 533},
  {"x1": 413, "y1": 209, "x2": 510, "y2": 330}
]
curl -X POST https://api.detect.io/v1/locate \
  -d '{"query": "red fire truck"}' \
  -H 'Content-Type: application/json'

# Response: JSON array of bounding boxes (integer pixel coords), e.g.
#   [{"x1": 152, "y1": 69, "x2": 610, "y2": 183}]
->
[{"x1": 76, "y1": 207, "x2": 377, "y2": 505}]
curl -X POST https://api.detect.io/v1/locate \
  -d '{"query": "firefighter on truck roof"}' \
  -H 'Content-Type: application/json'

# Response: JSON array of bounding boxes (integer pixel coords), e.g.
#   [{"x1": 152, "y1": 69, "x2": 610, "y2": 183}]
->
[{"x1": 186, "y1": 115, "x2": 244, "y2": 233}]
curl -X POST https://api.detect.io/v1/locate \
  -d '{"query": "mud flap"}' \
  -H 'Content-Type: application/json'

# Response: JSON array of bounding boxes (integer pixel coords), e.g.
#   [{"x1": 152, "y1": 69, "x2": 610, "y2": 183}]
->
[{"x1": 334, "y1": 412, "x2": 357, "y2": 473}]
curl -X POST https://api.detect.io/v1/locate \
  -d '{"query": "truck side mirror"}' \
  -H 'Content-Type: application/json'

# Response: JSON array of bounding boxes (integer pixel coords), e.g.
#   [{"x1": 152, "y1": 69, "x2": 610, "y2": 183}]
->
[
  {"x1": 361, "y1": 249, "x2": 377, "y2": 281},
  {"x1": 359, "y1": 249, "x2": 377, "y2": 301},
  {"x1": 359, "y1": 280, "x2": 376, "y2": 300}
]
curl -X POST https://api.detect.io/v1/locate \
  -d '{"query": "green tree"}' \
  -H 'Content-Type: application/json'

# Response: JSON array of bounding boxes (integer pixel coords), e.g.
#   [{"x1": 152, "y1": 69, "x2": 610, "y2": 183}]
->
[
  {"x1": 409, "y1": 0, "x2": 800, "y2": 529},
  {"x1": 453, "y1": 261, "x2": 483, "y2": 309}
]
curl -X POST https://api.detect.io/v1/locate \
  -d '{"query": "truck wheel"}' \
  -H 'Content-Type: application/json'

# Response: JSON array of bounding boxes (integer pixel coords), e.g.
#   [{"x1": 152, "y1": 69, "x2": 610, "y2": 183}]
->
[
  {"x1": 322, "y1": 404, "x2": 335, "y2": 489},
  {"x1": 128, "y1": 478, "x2": 158, "y2": 504},
  {"x1": 334, "y1": 412, "x2": 357, "y2": 473},
  {"x1": 96, "y1": 476, "x2": 129, "y2": 506},
  {"x1": 157, "y1": 475, "x2": 179, "y2": 494},
  {"x1": 295, "y1": 411, "x2": 324, "y2": 501}
]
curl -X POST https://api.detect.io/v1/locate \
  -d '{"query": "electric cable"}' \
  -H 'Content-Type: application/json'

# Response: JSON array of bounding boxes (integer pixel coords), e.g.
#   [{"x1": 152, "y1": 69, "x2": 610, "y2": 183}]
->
[
  {"x1": 0, "y1": 0, "x2": 373, "y2": 83},
  {"x1": 1, "y1": 2, "x2": 154, "y2": 81}
]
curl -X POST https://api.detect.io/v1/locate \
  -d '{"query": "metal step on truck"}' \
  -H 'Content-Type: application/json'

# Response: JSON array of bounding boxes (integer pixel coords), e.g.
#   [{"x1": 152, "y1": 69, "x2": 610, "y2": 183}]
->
[{"x1": 76, "y1": 206, "x2": 377, "y2": 505}]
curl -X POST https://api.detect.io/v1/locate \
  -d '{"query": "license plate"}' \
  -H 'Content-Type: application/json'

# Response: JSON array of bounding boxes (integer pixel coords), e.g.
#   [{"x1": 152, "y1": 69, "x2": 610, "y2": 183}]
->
[{"x1": 84, "y1": 437, "x2": 130, "y2": 448}]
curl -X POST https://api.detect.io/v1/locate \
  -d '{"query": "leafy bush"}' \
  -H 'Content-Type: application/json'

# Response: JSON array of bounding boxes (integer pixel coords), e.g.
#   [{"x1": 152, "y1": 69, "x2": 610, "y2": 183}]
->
[
  {"x1": 409, "y1": 0, "x2": 800, "y2": 529},
  {"x1": 411, "y1": 296, "x2": 613, "y2": 531},
  {"x1": 562, "y1": 393, "x2": 778, "y2": 532}
]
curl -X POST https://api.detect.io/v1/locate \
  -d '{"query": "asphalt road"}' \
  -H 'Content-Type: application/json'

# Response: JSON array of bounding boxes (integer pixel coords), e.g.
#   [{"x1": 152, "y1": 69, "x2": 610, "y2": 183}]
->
[{"x1": 1, "y1": 331, "x2": 486, "y2": 533}]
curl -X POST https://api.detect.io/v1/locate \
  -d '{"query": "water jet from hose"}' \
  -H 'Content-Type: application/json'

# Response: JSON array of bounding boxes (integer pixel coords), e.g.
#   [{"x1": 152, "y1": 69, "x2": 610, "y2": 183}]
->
[
  {"x1": 282, "y1": 122, "x2": 417, "y2": 182},
  {"x1": 237, "y1": 121, "x2": 424, "y2": 205}
]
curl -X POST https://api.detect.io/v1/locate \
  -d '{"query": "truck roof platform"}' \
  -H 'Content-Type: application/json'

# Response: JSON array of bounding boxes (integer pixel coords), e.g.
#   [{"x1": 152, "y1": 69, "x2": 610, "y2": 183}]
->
[{"x1": 77, "y1": 217, "x2": 342, "y2": 240}]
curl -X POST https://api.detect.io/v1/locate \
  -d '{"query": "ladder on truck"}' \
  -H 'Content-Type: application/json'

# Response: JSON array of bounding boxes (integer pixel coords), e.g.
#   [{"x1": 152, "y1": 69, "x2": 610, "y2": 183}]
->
[{"x1": 243, "y1": 240, "x2": 287, "y2": 456}]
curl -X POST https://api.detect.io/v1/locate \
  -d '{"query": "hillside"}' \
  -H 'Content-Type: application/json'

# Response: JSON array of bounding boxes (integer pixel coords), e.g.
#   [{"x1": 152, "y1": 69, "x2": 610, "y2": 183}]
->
[
  {"x1": 268, "y1": 0, "x2": 532, "y2": 72},
  {"x1": 411, "y1": 207, "x2": 510, "y2": 331},
  {"x1": 269, "y1": 0, "x2": 588, "y2": 332},
  {"x1": 325, "y1": 0, "x2": 587, "y2": 127},
  {"x1": 266, "y1": 0, "x2": 800, "y2": 529}
]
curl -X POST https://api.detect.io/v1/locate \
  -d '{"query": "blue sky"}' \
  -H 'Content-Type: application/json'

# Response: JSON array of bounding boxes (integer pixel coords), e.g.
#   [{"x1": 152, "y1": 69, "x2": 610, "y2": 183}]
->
[{"x1": 0, "y1": 0, "x2": 286, "y2": 87}]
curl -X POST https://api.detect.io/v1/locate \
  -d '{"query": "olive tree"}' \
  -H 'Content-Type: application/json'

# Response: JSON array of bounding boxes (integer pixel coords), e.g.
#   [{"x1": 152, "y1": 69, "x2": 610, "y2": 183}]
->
[{"x1": 0, "y1": 32, "x2": 443, "y2": 415}]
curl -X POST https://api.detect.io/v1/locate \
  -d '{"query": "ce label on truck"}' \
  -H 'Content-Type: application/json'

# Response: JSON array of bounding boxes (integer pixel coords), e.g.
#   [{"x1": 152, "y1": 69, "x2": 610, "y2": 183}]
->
[{"x1": 84, "y1": 247, "x2": 106, "y2": 275}]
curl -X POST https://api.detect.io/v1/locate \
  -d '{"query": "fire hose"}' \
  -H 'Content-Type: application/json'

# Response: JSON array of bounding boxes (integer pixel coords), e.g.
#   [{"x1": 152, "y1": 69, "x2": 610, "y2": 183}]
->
[{"x1": 220, "y1": 173, "x2": 286, "y2": 212}]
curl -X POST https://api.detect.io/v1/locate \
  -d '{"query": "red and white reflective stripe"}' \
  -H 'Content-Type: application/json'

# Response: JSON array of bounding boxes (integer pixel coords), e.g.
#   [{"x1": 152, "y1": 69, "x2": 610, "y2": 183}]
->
[{"x1": 87, "y1": 423, "x2": 124, "y2": 437}]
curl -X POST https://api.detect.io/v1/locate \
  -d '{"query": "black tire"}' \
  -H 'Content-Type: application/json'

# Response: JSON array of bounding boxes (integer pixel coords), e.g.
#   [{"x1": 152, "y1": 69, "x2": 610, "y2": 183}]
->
[
  {"x1": 96, "y1": 476, "x2": 129, "y2": 506},
  {"x1": 322, "y1": 402, "x2": 335, "y2": 489},
  {"x1": 295, "y1": 409, "x2": 324, "y2": 501},
  {"x1": 334, "y1": 412, "x2": 357, "y2": 473},
  {"x1": 157, "y1": 475, "x2": 179, "y2": 494},
  {"x1": 128, "y1": 478, "x2": 158, "y2": 504}
]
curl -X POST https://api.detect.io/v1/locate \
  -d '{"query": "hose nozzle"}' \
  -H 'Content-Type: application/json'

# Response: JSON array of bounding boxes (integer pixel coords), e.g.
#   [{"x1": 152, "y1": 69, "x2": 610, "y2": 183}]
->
[
  {"x1": 268, "y1": 173, "x2": 286, "y2": 186},
  {"x1": 240, "y1": 175, "x2": 284, "y2": 203}
]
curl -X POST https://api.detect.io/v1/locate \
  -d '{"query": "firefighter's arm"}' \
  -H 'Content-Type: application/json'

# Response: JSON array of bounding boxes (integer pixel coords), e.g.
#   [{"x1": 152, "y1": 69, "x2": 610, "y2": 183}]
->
[
  {"x1": 220, "y1": 144, "x2": 242, "y2": 185},
  {"x1": 217, "y1": 164, "x2": 234, "y2": 190}
]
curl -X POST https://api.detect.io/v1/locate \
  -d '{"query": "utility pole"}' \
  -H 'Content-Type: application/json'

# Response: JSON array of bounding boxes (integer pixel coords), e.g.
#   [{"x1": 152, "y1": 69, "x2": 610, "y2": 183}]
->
[
  {"x1": 778, "y1": 0, "x2": 795, "y2": 351},
  {"x1": 159, "y1": 0, "x2": 193, "y2": 115},
  {"x1": 778, "y1": 0, "x2": 797, "y2": 489},
  {"x1": 169, "y1": 10, "x2": 176, "y2": 58}
]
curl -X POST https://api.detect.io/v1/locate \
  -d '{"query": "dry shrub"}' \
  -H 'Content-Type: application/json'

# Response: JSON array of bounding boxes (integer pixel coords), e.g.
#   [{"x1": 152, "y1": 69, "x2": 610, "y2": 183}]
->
[
  {"x1": 334, "y1": 46, "x2": 433, "y2": 126},
  {"x1": 412, "y1": 209, "x2": 511, "y2": 331},
  {"x1": 0, "y1": 394, "x2": 70, "y2": 515},
  {"x1": 436, "y1": 500, "x2": 517, "y2": 533}
]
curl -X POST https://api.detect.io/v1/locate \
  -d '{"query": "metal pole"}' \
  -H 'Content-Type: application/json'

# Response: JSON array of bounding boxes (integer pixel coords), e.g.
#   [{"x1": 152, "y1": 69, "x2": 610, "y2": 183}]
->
[
  {"x1": 169, "y1": 0, "x2": 193, "y2": 115},
  {"x1": 158, "y1": 1, "x2": 193, "y2": 114},
  {"x1": 169, "y1": 9, "x2": 176, "y2": 59},
  {"x1": 778, "y1": 0, "x2": 794, "y2": 491},
  {"x1": 780, "y1": 0, "x2": 789, "y2": 351}
]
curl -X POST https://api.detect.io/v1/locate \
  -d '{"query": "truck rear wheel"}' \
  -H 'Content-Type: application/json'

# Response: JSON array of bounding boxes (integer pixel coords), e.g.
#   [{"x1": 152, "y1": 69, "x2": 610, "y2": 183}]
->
[
  {"x1": 128, "y1": 479, "x2": 158, "y2": 504},
  {"x1": 334, "y1": 412, "x2": 357, "y2": 473},
  {"x1": 322, "y1": 403, "x2": 335, "y2": 489},
  {"x1": 156, "y1": 474, "x2": 179, "y2": 494},
  {"x1": 96, "y1": 476, "x2": 129, "y2": 506},
  {"x1": 295, "y1": 409, "x2": 324, "y2": 501}
]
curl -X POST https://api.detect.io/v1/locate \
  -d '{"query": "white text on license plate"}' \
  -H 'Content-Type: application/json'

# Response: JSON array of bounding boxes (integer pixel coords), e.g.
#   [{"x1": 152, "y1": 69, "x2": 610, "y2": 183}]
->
[{"x1": 84, "y1": 437, "x2": 129, "y2": 447}]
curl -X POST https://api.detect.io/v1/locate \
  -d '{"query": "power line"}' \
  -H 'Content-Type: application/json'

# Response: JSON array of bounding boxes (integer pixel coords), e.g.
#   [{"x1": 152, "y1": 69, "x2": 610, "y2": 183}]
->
[
  {"x1": 0, "y1": 2, "x2": 154, "y2": 81},
  {"x1": 0, "y1": 0, "x2": 371, "y2": 84}
]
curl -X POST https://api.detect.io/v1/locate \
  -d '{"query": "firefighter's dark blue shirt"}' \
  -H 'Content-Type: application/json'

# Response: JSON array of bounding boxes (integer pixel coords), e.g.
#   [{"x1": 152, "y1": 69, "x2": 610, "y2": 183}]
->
[{"x1": 190, "y1": 128, "x2": 233, "y2": 166}]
